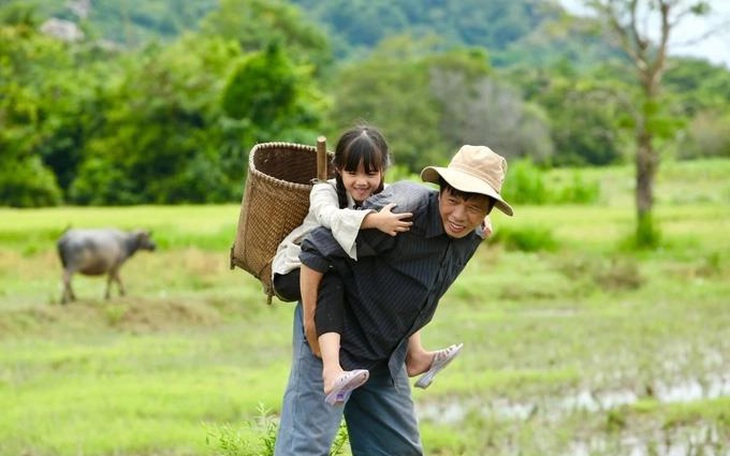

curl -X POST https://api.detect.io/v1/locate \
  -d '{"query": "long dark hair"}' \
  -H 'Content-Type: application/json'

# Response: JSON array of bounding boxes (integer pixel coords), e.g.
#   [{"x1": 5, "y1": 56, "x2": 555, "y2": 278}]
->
[{"x1": 333, "y1": 125, "x2": 391, "y2": 208}]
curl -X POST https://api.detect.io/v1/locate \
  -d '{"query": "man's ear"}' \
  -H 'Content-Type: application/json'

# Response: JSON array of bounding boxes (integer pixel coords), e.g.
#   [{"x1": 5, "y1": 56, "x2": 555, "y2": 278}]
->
[{"x1": 486, "y1": 197, "x2": 496, "y2": 214}]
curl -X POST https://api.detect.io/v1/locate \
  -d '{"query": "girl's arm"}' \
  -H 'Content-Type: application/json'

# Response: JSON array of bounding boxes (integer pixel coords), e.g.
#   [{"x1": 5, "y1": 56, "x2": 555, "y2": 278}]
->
[
  {"x1": 308, "y1": 183, "x2": 366, "y2": 259},
  {"x1": 308, "y1": 183, "x2": 411, "y2": 259},
  {"x1": 361, "y1": 203, "x2": 413, "y2": 237}
]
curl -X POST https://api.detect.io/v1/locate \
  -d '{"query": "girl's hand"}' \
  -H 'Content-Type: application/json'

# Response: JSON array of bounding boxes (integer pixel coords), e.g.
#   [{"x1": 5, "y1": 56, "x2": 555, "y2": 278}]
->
[
  {"x1": 482, "y1": 215, "x2": 493, "y2": 237},
  {"x1": 366, "y1": 203, "x2": 413, "y2": 236}
]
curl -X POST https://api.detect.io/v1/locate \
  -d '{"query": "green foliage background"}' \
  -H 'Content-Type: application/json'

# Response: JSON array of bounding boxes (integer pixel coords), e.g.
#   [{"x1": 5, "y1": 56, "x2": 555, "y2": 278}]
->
[{"x1": 2, "y1": 0, "x2": 730, "y2": 207}]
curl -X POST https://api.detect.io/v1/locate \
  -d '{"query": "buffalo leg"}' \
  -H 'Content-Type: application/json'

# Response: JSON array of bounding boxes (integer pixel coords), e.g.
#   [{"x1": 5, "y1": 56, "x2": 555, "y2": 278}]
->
[{"x1": 61, "y1": 270, "x2": 75, "y2": 304}]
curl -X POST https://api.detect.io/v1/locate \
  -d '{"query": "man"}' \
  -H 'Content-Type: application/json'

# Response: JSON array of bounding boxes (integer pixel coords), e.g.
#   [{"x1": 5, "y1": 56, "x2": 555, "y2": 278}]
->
[{"x1": 274, "y1": 145, "x2": 514, "y2": 456}]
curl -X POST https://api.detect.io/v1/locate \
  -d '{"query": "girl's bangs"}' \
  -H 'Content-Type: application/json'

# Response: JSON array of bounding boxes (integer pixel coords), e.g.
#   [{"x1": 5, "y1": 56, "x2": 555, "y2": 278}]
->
[{"x1": 343, "y1": 141, "x2": 384, "y2": 173}]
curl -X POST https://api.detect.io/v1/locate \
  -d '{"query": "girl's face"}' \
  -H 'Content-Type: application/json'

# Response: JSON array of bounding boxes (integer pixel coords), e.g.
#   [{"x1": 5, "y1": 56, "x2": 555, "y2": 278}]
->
[{"x1": 340, "y1": 161, "x2": 383, "y2": 203}]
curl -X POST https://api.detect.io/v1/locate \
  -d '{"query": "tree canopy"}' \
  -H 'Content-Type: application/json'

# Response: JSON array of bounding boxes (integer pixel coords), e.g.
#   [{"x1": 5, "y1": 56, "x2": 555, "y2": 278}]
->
[{"x1": 1, "y1": 0, "x2": 728, "y2": 207}]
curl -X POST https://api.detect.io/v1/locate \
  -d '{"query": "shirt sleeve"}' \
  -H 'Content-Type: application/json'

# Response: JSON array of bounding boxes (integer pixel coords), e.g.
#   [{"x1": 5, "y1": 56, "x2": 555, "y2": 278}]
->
[
  {"x1": 299, "y1": 226, "x2": 352, "y2": 273},
  {"x1": 309, "y1": 183, "x2": 373, "y2": 260},
  {"x1": 299, "y1": 224, "x2": 397, "y2": 273}
]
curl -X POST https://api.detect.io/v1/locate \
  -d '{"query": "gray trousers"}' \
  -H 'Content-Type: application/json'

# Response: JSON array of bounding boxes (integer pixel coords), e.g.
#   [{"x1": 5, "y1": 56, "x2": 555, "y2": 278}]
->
[{"x1": 273, "y1": 303, "x2": 423, "y2": 456}]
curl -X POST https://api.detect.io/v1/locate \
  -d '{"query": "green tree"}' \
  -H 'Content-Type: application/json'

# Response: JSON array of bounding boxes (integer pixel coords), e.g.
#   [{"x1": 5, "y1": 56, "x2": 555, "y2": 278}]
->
[
  {"x1": 222, "y1": 43, "x2": 295, "y2": 129},
  {"x1": 429, "y1": 59, "x2": 554, "y2": 163},
  {"x1": 200, "y1": 0, "x2": 332, "y2": 70},
  {"x1": 0, "y1": 20, "x2": 65, "y2": 206},
  {"x1": 329, "y1": 37, "x2": 554, "y2": 171},
  {"x1": 664, "y1": 56, "x2": 730, "y2": 117},
  {"x1": 222, "y1": 40, "x2": 327, "y2": 143},
  {"x1": 70, "y1": 35, "x2": 245, "y2": 204},
  {"x1": 326, "y1": 35, "x2": 447, "y2": 172},
  {"x1": 44, "y1": 0, "x2": 218, "y2": 47},
  {"x1": 585, "y1": 0, "x2": 715, "y2": 247},
  {"x1": 506, "y1": 60, "x2": 623, "y2": 167},
  {"x1": 677, "y1": 110, "x2": 730, "y2": 159},
  {"x1": 68, "y1": 30, "x2": 328, "y2": 205},
  {"x1": 661, "y1": 56, "x2": 730, "y2": 160}
]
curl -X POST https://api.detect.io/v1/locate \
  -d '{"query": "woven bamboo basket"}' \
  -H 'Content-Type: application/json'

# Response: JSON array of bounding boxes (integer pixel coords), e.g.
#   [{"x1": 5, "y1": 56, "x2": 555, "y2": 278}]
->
[{"x1": 230, "y1": 139, "x2": 332, "y2": 301}]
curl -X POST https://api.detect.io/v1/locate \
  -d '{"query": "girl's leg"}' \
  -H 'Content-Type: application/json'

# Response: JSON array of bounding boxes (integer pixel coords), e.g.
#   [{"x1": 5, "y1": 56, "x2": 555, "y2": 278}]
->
[
  {"x1": 318, "y1": 332, "x2": 344, "y2": 394},
  {"x1": 315, "y1": 272, "x2": 346, "y2": 394}
]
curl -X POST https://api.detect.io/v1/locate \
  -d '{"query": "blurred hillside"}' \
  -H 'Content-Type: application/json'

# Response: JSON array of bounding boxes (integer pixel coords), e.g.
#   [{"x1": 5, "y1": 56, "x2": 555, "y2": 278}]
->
[{"x1": 20, "y1": 0, "x2": 611, "y2": 66}]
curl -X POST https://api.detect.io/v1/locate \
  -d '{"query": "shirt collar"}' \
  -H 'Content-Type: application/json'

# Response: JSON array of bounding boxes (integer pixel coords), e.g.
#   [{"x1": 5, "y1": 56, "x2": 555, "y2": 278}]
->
[{"x1": 424, "y1": 193, "x2": 445, "y2": 239}]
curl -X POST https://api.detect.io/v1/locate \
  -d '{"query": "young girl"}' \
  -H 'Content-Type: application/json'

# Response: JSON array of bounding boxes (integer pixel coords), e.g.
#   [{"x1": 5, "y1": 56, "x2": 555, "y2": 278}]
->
[{"x1": 271, "y1": 125, "x2": 464, "y2": 405}]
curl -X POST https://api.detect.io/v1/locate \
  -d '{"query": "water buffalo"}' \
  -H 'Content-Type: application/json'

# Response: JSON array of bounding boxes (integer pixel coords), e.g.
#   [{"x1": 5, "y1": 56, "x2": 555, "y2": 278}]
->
[{"x1": 57, "y1": 228, "x2": 156, "y2": 304}]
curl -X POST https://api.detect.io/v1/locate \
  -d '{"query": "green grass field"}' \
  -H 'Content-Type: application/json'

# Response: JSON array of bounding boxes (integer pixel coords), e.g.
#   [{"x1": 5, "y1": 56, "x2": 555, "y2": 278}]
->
[{"x1": 1, "y1": 160, "x2": 728, "y2": 455}]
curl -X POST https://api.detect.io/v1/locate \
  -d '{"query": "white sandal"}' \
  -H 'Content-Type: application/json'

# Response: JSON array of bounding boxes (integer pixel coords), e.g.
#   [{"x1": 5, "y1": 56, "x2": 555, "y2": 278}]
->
[
  {"x1": 414, "y1": 343, "x2": 463, "y2": 389},
  {"x1": 324, "y1": 369, "x2": 370, "y2": 405}
]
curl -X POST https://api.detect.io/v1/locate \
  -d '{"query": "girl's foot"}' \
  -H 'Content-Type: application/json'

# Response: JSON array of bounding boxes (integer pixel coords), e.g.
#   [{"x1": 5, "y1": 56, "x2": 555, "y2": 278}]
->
[
  {"x1": 406, "y1": 348, "x2": 436, "y2": 377},
  {"x1": 324, "y1": 369, "x2": 370, "y2": 406},
  {"x1": 323, "y1": 366, "x2": 344, "y2": 396},
  {"x1": 414, "y1": 343, "x2": 464, "y2": 389}
]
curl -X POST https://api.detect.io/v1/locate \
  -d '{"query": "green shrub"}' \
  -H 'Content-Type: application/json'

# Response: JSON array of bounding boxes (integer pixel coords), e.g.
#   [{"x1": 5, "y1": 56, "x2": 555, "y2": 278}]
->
[
  {"x1": 677, "y1": 110, "x2": 730, "y2": 159},
  {"x1": 492, "y1": 225, "x2": 558, "y2": 252},
  {"x1": 501, "y1": 159, "x2": 548, "y2": 205},
  {"x1": 0, "y1": 157, "x2": 62, "y2": 207},
  {"x1": 206, "y1": 405, "x2": 350, "y2": 456},
  {"x1": 501, "y1": 159, "x2": 601, "y2": 205},
  {"x1": 553, "y1": 172, "x2": 601, "y2": 204}
]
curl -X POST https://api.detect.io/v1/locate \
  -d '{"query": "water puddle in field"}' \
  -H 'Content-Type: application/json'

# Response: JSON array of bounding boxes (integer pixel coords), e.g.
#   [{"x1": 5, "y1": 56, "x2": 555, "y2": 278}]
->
[
  {"x1": 418, "y1": 375, "x2": 730, "y2": 455},
  {"x1": 417, "y1": 374, "x2": 730, "y2": 424},
  {"x1": 569, "y1": 425, "x2": 725, "y2": 456}
]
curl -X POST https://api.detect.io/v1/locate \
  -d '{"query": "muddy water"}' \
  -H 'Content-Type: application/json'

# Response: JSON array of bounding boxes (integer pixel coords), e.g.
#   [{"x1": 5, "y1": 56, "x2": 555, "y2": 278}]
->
[
  {"x1": 569, "y1": 425, "x2": 726, "y2": 456},
  {"x1": 417, "y1": 375, "x2": 730, "y2": 423},
  {"x1": 417, "y1": 375, "x2": 730, "y2": 454}
]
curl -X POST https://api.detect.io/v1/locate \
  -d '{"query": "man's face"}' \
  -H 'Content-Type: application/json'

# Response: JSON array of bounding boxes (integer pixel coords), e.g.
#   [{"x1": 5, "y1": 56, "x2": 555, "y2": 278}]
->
[{"x1": 438, "y1": 187, "x2": 491, "y2": 238}]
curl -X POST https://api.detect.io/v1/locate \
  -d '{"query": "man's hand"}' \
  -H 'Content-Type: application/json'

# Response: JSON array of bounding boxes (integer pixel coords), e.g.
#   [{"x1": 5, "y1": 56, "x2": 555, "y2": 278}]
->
[{"x1": 304, "y1": 315, "x2": 321, "y2": 357}]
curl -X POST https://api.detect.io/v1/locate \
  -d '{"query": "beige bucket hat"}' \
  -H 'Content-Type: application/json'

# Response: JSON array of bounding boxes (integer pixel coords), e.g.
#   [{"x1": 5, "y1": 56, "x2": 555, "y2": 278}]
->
[{"x1": 420, "y1": 145, "x2": 514, "y2": 216}]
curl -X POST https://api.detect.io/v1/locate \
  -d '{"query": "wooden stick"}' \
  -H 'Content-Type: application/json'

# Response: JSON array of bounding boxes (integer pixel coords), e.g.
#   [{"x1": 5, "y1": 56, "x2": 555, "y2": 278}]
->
[{"x1": 316, "y1": 136, "x2": 327, "y2": 181}]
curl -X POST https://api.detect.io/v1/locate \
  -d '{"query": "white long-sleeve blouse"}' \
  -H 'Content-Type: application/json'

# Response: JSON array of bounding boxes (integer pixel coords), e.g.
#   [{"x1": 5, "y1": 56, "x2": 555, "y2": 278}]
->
[{"x1": 271, "y1": 179, "x2": 377, "y2": 278}]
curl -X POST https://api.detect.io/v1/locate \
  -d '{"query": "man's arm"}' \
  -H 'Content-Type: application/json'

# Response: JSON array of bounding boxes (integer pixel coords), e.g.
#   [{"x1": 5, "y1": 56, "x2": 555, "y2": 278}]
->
[
  {"x1": 299, "y1": 224, "x2": 396, "y2": 271},
  {"x1": 300, "y1": 264, "x2": 323, "y2": 356}
]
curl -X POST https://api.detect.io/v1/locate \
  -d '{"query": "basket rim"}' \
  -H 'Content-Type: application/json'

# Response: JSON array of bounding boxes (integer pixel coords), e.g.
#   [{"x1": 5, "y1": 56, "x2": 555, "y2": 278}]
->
[{"x1": 248, "y1": 142, "x2": 322, "y2": 191}]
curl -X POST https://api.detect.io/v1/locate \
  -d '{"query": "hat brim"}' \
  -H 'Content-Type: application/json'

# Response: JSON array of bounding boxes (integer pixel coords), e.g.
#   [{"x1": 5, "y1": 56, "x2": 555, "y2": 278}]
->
[{"x1": 421, "y1": 166, "x2": 514, "y2": 216}]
